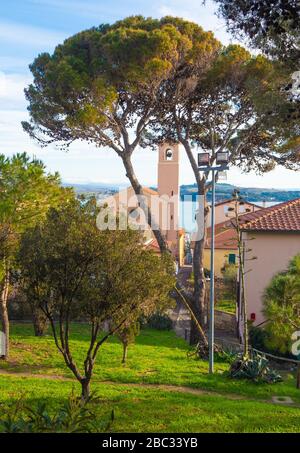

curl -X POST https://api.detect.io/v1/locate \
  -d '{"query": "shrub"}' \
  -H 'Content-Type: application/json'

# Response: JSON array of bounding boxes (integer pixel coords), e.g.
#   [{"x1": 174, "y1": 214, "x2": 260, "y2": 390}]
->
[
  {"x1": 229, "y1": 352, "x2": 282, "y2": 384},
  {"x1": 0, "y1": 391, "x2": 114, "y2": 433},
  {"x1": 143, "y1": 312, "x2": 173, "y2": 330},
  {"x1": 263, "y1": 254, "x2": 300, "y2": 355},
  {"x1": 221, "y1": 263, "x2": 237, "y2": 282},
  {"x1": 249, "y1": 325, "x2": 271, "y2": 351},
  {"x1": 249, "y1": 325, "x2": 297, "y2": 360},
  {"x1": 115, "y1": 321, "x2": 140, "y2": 364}
]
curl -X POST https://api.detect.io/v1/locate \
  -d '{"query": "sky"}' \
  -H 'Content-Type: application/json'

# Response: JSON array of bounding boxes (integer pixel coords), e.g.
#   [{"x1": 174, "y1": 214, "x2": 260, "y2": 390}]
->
[{"x1": 0, "y1": 0, "x2": 299, "y2": 189}]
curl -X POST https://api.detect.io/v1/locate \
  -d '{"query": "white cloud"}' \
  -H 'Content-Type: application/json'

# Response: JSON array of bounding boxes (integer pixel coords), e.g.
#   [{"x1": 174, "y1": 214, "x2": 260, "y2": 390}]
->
[
  {"x1": 0, "y1": 72, "x2": 6, "y2": 96},
  {"x1": 0, "y1": 72, "x2": 32, "y2": 110},
  {"x1": 0, "y1": 20, "x2": 67, "y2": 49}
]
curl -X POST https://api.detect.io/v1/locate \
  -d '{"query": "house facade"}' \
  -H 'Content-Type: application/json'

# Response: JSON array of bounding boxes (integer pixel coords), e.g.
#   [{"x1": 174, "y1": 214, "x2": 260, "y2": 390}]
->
[
  {"x1": 203, "y1": 225, "x2": 238, "y2": 277},
  {"x1": 206, "y1": 199, "x2": 262, "y2": 227},
  {"x1": 192, "y1": 199, "x2": 262, "y2": 276},
  {"x1": 241, "y1": 198, "x2": 300, "y2": 326}
]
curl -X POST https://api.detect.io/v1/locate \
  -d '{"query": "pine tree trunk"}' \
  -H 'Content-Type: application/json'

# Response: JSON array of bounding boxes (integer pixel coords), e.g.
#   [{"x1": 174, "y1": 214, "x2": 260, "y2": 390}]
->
[
  {"x1": 122, "y1": 155, "x2": 168, "y2": 253},
  {"x1": 190, "y1": 239, "x2": 206, "y2": 345},
  {"x1": 122, "y1": 343, "x2": 128, "y2": 364},
  {"x1": 0, "y1": 270, "x2": 10, "y2": 359},
  {"x1": 190, "y1": 190, "x2": 209, "y2": 345}
]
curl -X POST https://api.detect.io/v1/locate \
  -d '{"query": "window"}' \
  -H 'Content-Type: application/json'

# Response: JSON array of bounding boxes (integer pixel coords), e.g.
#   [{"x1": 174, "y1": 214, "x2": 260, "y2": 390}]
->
[
  {"x1": 228, "y1": 253, "x2": 236, "y2": 265},
  {"x1": 165, "y1": 148, "x2": 173, "y2": 161}
]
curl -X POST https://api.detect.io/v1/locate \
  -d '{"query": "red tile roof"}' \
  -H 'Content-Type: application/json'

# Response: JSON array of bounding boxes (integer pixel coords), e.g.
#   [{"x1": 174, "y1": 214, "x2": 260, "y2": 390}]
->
[
  {"x1": 240, "y1": 198, "x2": 300, "y2": 232},
  {"x1": 142, "y1": 187, "x2": 158, "y2": 196},
  {"x1": 205, "y1": 227, "x2": 238, "y2": 250},
  {"x1": 145, "y1": 238, "x2": 161, "y2": 251}
]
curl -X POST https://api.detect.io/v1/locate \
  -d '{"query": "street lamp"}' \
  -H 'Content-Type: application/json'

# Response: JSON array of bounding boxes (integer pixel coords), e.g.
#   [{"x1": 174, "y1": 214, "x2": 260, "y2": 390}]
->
[
  {"x1": 198, "y1": 152, "x2": 210, "y2": 167},
  {"x1": 216, "y1": 151, "x2": 229, "y2": 165},
  {"x1": 198, "y1": 150, "x2": 229, "y2": 374}
]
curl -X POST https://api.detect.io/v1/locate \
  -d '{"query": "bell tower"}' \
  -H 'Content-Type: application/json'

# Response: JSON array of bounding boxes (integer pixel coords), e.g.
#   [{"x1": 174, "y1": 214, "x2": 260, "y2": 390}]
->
[{"x1": 157, "y1": 142, "x2": 180, "y2": 244}]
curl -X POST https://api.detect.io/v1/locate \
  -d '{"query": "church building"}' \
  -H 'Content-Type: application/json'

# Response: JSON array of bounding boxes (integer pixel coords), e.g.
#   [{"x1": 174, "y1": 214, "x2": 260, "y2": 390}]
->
[{"x1": 99, "y1": 142, "x2": 185, "y2": 266}]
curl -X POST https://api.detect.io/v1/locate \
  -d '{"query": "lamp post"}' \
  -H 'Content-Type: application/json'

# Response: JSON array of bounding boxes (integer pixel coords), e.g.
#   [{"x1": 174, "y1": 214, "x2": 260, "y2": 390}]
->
[{"x1": 198, "y1": 151, "x2": 229, "y2": 374}]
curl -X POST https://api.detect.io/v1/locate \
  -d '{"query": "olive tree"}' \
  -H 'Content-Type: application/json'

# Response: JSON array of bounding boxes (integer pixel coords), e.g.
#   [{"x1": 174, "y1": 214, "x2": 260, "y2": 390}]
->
[
  {"x1": 115, "y1": 321, "x2": 140, "y2": 364},
  {"x1": 17, "y1": 198, "x2": 174, "y2": 399}
]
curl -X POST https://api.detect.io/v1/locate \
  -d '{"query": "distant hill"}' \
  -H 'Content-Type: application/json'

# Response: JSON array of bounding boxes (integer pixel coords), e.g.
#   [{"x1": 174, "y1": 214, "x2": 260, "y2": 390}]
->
[
  {"x1": 65, "y1": 181, "x2": 300, "y2": 204},
  {"x1": 180, "y1": 183, "x2": 300, "y2": 204}
]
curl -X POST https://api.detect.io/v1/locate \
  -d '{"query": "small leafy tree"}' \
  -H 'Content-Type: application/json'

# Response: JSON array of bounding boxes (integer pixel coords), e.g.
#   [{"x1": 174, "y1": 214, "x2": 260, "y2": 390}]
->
[
  {"x1": 226, "y1": 190, "x2": 256, "y2": 359},
  {"x1": 18, "y1": 198, "x2": 175, "y2": 400},
  {"x1": 0, "y1": 153, "x2": 68, "y2": 357},
  {"x1": 115, "y1": 321, "x2": 140, "y2": 364},
  {"x1": 263, "y1": 255, "x2": 300, "y2": 388}
]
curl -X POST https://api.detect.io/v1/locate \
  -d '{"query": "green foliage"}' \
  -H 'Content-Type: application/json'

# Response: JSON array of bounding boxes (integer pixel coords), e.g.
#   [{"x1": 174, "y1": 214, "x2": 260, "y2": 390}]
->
[
  {"x1": 0, "y1": 153, "x2": 69, "y2": 233},
  {"x1": 0, "y1": 390, "x2": 113, "y2": 433},
  {"x1": 221, "y1": 263, "x2": 237, "y2": 282},
  {"x1": 216, "y1": 300, "x2": 236, "y2": 314},
  {"x1": 214, "y1": 0, "x2": 299, "y2": 68},
  {"x1": 17, "y1": 199, "x2": 175, "y2": 396},
  {"x1": 115, "y1": 321, "x2": 140, "y2": 363},
  {"x1": 143, "y1": 312, "x2": 173, "y2": 330},
  {"x1": 0, "y1": 152, "x2": 69, "y2": 278},
  {"x1": 230, "y1": 352, "x2": 283, "y2": 384},
  {"x1": 249, "y1": 325, "x2": 272, "y2": 352},
  {"x1": 23, "y1": 16, "x2": 220, "y2": 151},
  {"x1": 215, "y1": 348, "x2": 237, "y2": 364},
  {"x1": 116, "y1": 322, "x2": 140, "y2": 347},
  {"x1": 154, "y1": 39, "x2": 299, "y2": 173},
  {"x1": 0, "y1": 153, "x2": 69, "y2": 356},
  {"x1": 263, "y1": 254, "x2": 300, "y2": 354}
]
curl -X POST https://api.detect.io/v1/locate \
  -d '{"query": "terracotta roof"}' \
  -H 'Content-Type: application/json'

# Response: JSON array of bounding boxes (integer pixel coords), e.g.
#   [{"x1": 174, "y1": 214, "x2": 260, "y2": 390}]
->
[
  {"x1": 205, "y1": 227, "x2": 238, "y2": 250},
  {"x1": 190, "y1": 223, "x2": 238, "y2": 250},
  {"x1": 240, "y1": 198, "x2": 300, "y2": 232},
  {"x1": 142, "y1": 187, "x2": 158, "y2": 196},
  {"x1": 145, "y1": 238, "x2": 161, "y2": 251}
]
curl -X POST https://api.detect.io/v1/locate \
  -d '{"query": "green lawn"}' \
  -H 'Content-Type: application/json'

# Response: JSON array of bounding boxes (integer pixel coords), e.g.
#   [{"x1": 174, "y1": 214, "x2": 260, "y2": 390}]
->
[
  {"x1": 216, "y1": 299, "x2": 236, "y2": 314},
  {"x1": 0, "y1": 322, "x2": 300, "y2": 432}
]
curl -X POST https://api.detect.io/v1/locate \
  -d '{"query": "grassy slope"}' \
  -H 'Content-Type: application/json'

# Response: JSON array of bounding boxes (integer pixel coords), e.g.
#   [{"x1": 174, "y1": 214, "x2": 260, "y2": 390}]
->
[
  {"x1": 1, "y1": 323, "x2": 300, "y2": 433},
  {"x1": 1, "y1": 375, "x2": 300, "y2": 433}
]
